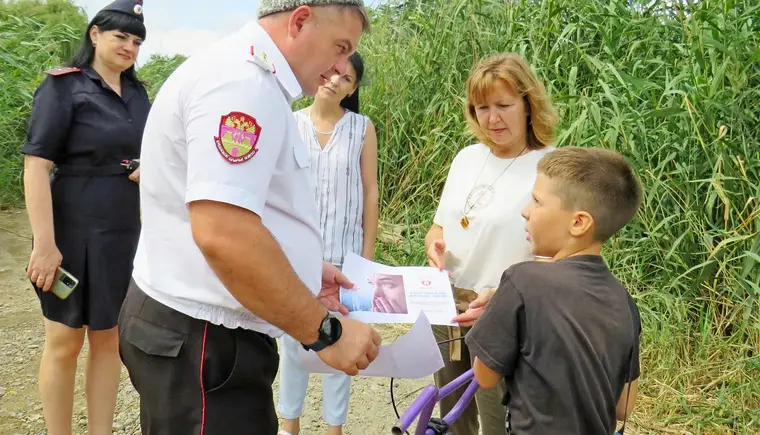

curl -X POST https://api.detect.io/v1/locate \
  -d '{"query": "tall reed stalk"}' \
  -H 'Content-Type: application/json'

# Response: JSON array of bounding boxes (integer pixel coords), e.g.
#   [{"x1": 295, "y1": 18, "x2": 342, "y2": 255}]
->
[
  {"x1": 361, "y1": 0, "x2": 759, "y2": 432},
  {"x1": 1, "y1": 0, "x2": 758, "y2": 431},
  {"x1": 0, "y1": 0, "x2": 87, "y2": 208}
]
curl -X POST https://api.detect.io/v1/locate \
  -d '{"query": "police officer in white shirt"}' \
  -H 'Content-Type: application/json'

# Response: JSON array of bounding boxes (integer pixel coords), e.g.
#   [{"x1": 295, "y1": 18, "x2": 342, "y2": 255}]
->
[{"x1": 117, "y1": 1, "x2": 380, "y2": 433}]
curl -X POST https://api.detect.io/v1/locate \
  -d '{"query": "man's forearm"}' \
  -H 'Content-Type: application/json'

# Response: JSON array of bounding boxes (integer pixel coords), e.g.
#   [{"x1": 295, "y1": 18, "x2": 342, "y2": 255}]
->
[{"x1": 189, "y1": 200, "x2": 326, "y2": 344}]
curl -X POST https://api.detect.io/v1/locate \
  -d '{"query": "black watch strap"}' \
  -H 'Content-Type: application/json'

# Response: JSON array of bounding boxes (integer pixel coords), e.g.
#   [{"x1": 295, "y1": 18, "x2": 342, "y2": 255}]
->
[{"x1": 301, "y1": 312, "x2": 341, "y2": 352}]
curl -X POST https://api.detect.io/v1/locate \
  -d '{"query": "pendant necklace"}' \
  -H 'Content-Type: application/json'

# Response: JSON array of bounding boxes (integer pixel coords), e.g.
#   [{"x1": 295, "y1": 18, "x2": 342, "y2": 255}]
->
[{"x1": 460, "y1": 144, "x2": 529, "y2": 229}]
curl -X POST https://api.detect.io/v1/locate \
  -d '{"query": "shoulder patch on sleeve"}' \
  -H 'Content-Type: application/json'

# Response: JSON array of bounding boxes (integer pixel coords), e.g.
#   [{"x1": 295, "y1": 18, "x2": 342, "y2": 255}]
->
[
  {"x1": 214, "y1": 111, "x2": 262, "y2": 164},
  {"x1": 46, "y1": 66, "x2": 81, "y2": 76}
]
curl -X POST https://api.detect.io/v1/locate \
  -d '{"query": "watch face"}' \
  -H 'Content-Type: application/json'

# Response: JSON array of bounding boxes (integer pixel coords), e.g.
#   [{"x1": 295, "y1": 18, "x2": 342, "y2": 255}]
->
[
  {"x1": 322, "y1": 316, "x2": 333, "y2": 336},
  {"x1": 325, "y1": 315, "x2": 342, "y2": 343}
]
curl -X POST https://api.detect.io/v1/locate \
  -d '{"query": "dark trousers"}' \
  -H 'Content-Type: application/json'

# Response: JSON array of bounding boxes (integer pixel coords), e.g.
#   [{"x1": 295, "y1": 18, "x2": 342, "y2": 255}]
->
[
  {"x1": 118, "y1": 280, "x2": 279, "y2": 435},
  {"x1": 433, "y1": 325, "x2": 508, "y2": 435}
]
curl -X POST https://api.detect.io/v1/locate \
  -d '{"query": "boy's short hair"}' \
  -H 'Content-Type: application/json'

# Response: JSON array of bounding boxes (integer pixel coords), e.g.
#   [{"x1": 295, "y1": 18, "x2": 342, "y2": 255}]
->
[{"x1": 537, "y1": 147, "x2": 643, "y2": 242}]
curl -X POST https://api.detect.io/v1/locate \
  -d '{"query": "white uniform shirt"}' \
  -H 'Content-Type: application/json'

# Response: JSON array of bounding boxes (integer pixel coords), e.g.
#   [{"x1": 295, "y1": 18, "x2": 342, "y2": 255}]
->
[
  {"x1": 131, "y1": 21, "x2": 323, "y2": 336},
  {"x1": 294, "y1": 109, "x2": 369, "y2": 267},
  {"x1": 433, "y1": 144, "x2": 554, "y2": 294}
]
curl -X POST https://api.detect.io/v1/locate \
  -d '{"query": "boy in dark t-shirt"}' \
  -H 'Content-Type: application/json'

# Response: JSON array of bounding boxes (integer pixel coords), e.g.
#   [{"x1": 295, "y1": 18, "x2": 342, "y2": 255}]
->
[{"x1": 457, "y1": 147, "x2": 643, "y2": 435}]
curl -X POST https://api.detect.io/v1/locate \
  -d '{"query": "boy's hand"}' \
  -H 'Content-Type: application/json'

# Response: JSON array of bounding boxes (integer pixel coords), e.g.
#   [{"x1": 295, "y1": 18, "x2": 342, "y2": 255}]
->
[{"x1": 451, "y1": 288, "x2": 496, "y2": 326}]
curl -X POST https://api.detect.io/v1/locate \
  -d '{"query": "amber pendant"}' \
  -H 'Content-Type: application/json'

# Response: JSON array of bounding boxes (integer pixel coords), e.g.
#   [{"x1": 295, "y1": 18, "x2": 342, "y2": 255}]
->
[{"x1": 460, "y1": 216, "x2": 470, "y2": 228}]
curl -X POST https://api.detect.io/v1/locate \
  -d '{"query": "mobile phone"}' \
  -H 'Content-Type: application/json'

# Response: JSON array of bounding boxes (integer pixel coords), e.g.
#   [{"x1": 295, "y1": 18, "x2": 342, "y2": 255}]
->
[
  {"x1": 120, "y1": 159, "x2": 140, "y2": 174},
  {"x1": 50, "y1": 267, "x2": 79, "y2": 300}
]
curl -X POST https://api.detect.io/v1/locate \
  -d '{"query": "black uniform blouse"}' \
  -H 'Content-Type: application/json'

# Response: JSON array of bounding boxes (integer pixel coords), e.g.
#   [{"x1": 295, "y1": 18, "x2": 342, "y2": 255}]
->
[{"x1": 21, "y1": 65, "x2": 151, "y2": 231}]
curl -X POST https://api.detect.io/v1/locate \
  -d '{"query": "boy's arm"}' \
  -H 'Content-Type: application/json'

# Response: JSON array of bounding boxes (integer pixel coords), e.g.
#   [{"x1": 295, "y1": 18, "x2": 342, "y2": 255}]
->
[
  {"x1": 616, "y1": 379, "x2": 638, "y2": 421},
  {"x1": 617, "y1": 298, "x2": 642, "y2": 421},
  {"x1": 473, "y1": 356, "x2": 504, "y2": 388},
  {"x1": 453, "y1": 257, "x2": 549, "y2": 326},
  {"x1": 464, "y1": 271, "x2": 524, "y2": 387}
]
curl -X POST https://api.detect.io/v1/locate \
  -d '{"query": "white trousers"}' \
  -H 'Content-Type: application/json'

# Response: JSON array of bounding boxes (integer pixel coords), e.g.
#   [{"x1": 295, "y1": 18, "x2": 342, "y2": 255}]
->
[{"x1": 277, "y1": 333, "x2": 351, "y2": 426}]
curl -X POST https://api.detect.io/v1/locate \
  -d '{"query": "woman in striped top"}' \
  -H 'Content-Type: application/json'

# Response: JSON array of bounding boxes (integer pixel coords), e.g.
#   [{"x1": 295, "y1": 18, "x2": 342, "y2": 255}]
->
[{"x1": 277, "y1": 52, "x2": 379, "y2": 435}]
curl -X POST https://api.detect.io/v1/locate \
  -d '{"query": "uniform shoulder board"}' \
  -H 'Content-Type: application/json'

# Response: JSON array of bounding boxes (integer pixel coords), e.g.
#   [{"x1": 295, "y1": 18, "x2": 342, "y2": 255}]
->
[
  {"x1": 248, "y1": 46, "x2": 275, "y2": 74},
  {"x1": 45, "y1": 66, "x2": 81, "y2": 76}
]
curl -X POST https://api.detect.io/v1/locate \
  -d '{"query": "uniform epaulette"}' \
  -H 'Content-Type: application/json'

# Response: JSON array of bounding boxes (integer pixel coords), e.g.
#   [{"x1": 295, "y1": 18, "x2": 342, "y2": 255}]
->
[
  {"x1": 46, "y1": 66, "x2": 81, "y2": 76},
  {"x1": 248, "y1": 46, "x2": 276, "y2": 74}
]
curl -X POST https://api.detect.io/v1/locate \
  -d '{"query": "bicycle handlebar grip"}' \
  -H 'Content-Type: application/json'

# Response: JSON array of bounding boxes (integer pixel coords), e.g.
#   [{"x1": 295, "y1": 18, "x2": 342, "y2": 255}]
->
[{"x1": 427, "y1": 418, "x2": 452, "y2": 435}]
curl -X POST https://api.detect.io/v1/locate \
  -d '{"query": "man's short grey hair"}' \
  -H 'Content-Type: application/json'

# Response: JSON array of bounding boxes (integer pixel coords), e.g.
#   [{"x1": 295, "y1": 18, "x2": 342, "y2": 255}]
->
[{"x1": 258, "y1": 0, "x2": 370, "y2": 31}]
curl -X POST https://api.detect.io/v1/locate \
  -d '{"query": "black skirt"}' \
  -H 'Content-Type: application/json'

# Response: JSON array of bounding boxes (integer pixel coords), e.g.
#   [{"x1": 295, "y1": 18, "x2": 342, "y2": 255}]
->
[{"x1": 33, "y1": 173, "x2": 140, "y2": 331}]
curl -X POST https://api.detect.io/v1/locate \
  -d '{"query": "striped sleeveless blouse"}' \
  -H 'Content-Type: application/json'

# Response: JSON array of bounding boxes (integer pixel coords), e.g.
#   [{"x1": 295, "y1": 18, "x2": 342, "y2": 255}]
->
[{"x1": 294, "y1": 109, "x2": 370, "y2": 266}]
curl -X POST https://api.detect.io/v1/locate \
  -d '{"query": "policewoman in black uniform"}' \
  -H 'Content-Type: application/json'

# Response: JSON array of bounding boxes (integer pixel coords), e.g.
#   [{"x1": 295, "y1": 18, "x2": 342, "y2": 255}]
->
[{"x1": 20, "y1": 1, "x2": 149, "y2": 433}]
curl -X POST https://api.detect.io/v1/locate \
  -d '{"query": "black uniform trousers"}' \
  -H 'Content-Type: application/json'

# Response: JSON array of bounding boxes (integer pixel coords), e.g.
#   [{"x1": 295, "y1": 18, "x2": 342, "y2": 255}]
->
[{"x1": 118, "y1": 280, "x2": 280, "y2": 434}]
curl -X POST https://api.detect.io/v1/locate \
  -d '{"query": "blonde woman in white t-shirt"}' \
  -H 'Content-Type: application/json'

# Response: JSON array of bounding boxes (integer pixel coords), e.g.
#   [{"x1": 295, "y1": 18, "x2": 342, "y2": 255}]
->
[
  {"x1": 277, "y1": 52, "x2": 379, "y2": 435},
  {"x1": 424, "y1": 53, "x2": 559, "y2": 435}
]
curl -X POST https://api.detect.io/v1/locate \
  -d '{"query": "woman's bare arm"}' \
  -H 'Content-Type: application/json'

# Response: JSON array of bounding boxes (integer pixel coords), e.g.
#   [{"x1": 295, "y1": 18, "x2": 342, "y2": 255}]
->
[
  {"x1": 360, "y1": 121, "x2": 379, "y2": 260},
  {"x1": 23, "y1": 155, "x2": 61, "y2": 291}
]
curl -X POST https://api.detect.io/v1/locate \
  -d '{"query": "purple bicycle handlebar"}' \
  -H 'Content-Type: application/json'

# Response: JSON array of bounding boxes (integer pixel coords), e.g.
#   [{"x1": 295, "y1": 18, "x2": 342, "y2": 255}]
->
[
  {"x1": 392, "y1": 368, "x2": 628, "y2": 435},
  {"x1": 392, "y1": 368, "x2": 479, "y2": 435}
]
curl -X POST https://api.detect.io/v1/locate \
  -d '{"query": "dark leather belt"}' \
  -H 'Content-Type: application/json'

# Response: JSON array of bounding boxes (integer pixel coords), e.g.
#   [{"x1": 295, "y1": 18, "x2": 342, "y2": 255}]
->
[{"x1": 54, "y1": 164, "x2": 127, "y2": 176}]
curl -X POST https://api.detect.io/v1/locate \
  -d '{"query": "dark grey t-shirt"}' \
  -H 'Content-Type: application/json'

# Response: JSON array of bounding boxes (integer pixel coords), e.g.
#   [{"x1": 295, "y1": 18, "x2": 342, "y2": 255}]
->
[{"x1": 465, "y1": 255, "x2": 641, "y2": 435}]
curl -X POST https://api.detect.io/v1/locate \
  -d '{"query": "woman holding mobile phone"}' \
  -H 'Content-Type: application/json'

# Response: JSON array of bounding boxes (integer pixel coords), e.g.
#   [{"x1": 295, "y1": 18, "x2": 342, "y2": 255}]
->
[{"x1": 20, "y1": 1, "x2": 150, "y2": 434}]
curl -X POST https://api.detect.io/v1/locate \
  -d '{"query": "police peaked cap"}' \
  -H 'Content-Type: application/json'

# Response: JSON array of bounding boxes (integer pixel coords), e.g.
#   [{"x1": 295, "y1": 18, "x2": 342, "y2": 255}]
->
[{"x1": 100, "y1": 0, "x2": 144, "y2": 22}]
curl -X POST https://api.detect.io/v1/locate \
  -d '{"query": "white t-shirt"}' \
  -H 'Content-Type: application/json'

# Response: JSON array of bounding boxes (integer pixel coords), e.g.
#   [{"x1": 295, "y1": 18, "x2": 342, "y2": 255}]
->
[
  {"x1": 433, "y1": 143, "x2": 554, "y2": 294},
  {"x1": 131, "y1": 21, "x2": 323, "y2": 336}
]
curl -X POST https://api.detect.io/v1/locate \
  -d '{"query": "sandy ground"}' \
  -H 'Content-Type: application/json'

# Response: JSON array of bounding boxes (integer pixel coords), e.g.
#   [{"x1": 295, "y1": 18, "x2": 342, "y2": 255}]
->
[
  {"x1": 0, "y1": 209, "x2": 434, "y2": 435},
  {"x1": 0, "y1": 209, "x2": 646, "y2": 435}
]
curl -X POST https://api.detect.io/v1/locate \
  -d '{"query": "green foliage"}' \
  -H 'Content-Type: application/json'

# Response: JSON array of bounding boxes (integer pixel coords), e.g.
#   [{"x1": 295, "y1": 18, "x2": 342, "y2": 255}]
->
[
  {"x1": 0, "y1": 2, "x2": 186, "y2": 209},
  {"x1": 137, "y1": 54, "x2": 187, "y2": 100},
  {"x1": 0, "y1": 0, "x2": 758, "y2": 430},
  {"x1": 364, "y1": 0, "x2": 760, "y2": 432},
  {"x1": 0, "y1": 0, "x2": 87, "y2": 208}
]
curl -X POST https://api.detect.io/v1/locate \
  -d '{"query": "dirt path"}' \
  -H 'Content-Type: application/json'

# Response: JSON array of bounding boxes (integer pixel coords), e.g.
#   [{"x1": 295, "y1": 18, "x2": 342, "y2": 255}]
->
[
  {"x1": 0, "y1": 209, "x2": 647, "y2": 435},
  {"x1": 0, "y1": 209, "x2": 433, "y2": 435}
]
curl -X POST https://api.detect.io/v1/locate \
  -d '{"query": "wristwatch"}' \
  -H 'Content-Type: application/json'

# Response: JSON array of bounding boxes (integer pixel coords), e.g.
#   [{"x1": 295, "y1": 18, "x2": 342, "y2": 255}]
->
[{"x1": 301, "y1": 312, "x2": 342, "y2": 352}]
